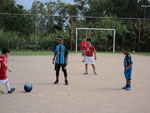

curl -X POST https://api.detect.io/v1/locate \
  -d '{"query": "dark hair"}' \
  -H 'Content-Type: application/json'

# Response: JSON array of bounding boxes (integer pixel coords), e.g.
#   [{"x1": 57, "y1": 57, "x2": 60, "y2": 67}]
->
[
  {"x1": 123, "y1": 47, "x2": 130, "y2": 51},
  {"x1": 86, "y1": 38, "x2": 91, "y2": 42},
  {"x1": 2, "y1": 48, "x2": 10, "y2": 54},
  {"x1": 56, "y1": 35, "x2": 64, "y2": 40}
]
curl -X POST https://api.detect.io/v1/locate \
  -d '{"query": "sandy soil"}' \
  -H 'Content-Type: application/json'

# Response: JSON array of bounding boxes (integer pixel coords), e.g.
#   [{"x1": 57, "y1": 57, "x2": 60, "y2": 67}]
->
[{"x1": 0, "y1": 53, "x2": 150, "y2": 113}]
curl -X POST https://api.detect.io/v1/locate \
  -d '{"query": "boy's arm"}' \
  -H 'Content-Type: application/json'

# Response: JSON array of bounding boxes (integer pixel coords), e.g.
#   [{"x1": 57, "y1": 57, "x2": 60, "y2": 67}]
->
[
  {"x1": 52, "y1": 53, "x2": 57, "y2": 64},
  {"x1": 3, "y1": 61, "x2": 11, "y2": 72},
  {"x1": 125, "y1": 62, "x2": 133, "y2": 71},
  {"x1": 7, "y1": 66, "x2": 12, "y2": 72},
  {"x1": 80, "y1": 42, "x2": 82, "y2": 50},
  {"x1": 125, "y1": 55, "x2": 133, "y2": 71},
  {"x1": 65, "y1": 47, "x2": 69, "y2": 65},
  {"x1": 66, "y1": 54, "x2": 68, "y2": 65},
  {"x1": 94, "y1": 50, "x2": 97, "y2": 60}
]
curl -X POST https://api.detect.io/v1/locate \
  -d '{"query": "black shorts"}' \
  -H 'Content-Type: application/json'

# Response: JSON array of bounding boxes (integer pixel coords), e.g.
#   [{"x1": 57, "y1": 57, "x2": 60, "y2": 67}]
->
[{"x1": 55, "y1": 64, "x2": 67, "y2": 72}]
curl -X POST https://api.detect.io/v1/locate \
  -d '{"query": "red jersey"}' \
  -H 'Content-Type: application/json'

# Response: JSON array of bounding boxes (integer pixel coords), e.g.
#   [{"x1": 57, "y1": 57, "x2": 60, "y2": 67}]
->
[
  {"x1": 85, "y1": 44, "x2": 95, "y2": 57},
  {"x1": 0, "y1": 56, "x2": 8, "y2": 80},
  {"x1": 80, "y1": 41, "x2": 87, "y2": 50}
]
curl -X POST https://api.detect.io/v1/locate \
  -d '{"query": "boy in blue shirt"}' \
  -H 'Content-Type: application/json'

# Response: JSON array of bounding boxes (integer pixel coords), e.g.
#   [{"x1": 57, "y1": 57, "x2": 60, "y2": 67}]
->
[
  {"x1": 52, "y1": 35, "x2": 69, "y2": 85},
  {"x1": 122, "y1": 47, "x2": 133, "y2": 90}
]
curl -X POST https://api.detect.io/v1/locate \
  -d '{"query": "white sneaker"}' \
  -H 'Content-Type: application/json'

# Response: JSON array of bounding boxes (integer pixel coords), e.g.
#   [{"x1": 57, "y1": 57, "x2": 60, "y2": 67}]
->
[
  {"x1": 94, "y1": 71, "x2": 98, "y2": 75},
  {"x1": 83, "y1": 72, "x2": 88, "y2": 75}
]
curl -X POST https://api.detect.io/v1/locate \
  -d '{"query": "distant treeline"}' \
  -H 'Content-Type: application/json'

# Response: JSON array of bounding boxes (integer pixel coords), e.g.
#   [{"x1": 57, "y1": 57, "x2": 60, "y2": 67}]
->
[{"x1": 0, "y1": 0, "x2": 150, "y2": 51}]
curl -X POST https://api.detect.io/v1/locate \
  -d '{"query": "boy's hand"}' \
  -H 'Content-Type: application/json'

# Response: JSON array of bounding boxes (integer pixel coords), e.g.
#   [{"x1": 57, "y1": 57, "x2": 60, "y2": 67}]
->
[
  {"x1": 52, "y1": 60, "x2": 54, "y2": 65},
  {"x1": 52, "y1": 59, "x2": 55, "y2": 65},
  {"x1": 66, "y1": 60, "x2": 68, "y2": 65},
  {"x1": 8, "y1": 68, "x2": 12, "y2": 72},
  {"x1": 95, "y1": 56, "x2": 97, "y2": 60},
  {"x1": 125, "y1": 67, "x2": 129, "y2": 71}
]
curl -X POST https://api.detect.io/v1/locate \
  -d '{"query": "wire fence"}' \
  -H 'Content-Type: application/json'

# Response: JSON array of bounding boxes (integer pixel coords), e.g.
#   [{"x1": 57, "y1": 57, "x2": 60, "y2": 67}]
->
[{"x1": 0, "y1": 13, "x2": 150, "y2": 52}]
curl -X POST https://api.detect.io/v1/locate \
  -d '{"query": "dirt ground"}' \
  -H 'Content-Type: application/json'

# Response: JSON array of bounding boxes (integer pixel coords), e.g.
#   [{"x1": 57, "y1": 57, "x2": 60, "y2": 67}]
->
[{"x1": 0, "y1": 53, "x2": 150, "y2": 113}]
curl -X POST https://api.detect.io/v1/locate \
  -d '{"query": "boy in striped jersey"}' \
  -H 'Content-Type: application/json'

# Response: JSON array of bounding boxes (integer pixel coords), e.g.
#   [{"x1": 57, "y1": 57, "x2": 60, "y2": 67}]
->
[{"x1": 52, "y1": 35, "x2": 69, "y2": 85}]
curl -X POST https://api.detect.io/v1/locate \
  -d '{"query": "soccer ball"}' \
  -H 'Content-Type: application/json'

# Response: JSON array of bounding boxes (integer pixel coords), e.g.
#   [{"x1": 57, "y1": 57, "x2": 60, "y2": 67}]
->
[{"x1": 24, "y1": 84, "x2": 32, "y2": 92}]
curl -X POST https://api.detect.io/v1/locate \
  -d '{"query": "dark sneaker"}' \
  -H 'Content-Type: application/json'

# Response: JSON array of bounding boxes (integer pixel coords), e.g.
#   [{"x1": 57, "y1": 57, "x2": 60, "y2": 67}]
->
[
  {"x1": 83, "y1": 72, "x2": 88, "y2": 75},
  {"x1": 65, "y1": 80, "x2": 69, "y2": 85},
  {"x1": 125, "y1": 86, "x2": 131, "y2": 91},
  {"x1": 54, "y1": 80, "x2": 59, "y2": 84},
  {"x1": 8, "y1": 88, "x2": 15, "y2": 94},
  {"x1": 122, "y1": 85, "x2": 127, "y2": 89}
]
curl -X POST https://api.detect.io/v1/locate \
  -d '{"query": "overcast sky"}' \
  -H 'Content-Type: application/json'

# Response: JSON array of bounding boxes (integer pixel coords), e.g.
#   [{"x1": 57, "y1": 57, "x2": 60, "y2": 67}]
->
[{"x1": 16, "y1": 0, "x2": 74, "y2": 9}]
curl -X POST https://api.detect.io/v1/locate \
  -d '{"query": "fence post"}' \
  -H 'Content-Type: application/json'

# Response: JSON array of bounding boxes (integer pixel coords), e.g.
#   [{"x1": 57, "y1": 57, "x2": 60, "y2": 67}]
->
[
  {"x1": 138, "y1": 19, "x2": 141, "y2": 52},
  {"x1": 70, "y1": 16, "x2": 73, "y2": 51},
  {"x1": 105, "y1": 18, "x2": 108, "y2": 51},
  {"x1": 35, "y1": 15, "x2": 38, "y2": 50}
]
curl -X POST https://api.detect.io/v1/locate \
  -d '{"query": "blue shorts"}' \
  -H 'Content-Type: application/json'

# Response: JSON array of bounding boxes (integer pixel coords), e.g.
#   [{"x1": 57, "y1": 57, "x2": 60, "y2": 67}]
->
[{"x1": 124, "y1": 69, "x2": 132, "y2": 80}]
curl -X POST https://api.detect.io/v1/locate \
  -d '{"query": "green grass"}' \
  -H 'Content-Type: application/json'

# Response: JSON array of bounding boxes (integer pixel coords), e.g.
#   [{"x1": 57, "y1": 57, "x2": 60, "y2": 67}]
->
[
  {"x1": 10, "y1": 50, "x2": 53, "y2": 56},
  {"x1": 6, "y1": 50, "x2": 150, "y2": 56},
  {"x1": 97, "y1": 51, "x2": 150, "y2": 56},
  {"x1": 131, "y1": 52, "x2": 150, "y2": 56},
  {"x1": 10, "y1": 50, "x2": 78, "y2": 56}
]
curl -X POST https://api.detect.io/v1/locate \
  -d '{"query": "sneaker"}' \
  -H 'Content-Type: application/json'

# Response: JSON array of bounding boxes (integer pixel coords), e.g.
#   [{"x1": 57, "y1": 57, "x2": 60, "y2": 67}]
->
[
  {"x1": 82, "y1": 60, "x2": 84, "y2": 63},
  {"x1": 65, "y1": 80, "x2": 69, "y2": 85},
  {"x1": 122, "y1": 85, "x2": 127, "y2": 89},
  {"x1": 8, "y1": 88, "x2": 15, "y2": 94},
  {"x1": 94, "y1": 71, "x2": 98, "y2": 75},
  {"x1": 83, "y1": 72, "x2": 88, "y2": 75},
  {"x1": 125, "y1": 86, "x2": 131, "y2": 90},
  {"x1": 54, "y1": 80, "x2": 59, "y2": 84}
]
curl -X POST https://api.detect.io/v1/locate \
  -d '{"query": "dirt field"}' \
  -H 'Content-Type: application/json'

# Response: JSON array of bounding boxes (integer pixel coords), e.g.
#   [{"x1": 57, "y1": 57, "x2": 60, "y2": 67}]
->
[{"x1": 0, "y1": 53, "x2": 150, "y2": 113}]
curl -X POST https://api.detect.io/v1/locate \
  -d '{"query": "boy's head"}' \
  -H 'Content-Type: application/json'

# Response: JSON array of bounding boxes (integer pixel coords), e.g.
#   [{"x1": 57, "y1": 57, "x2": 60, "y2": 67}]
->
[
  {"x1": 86, "y1": 38, "x2": 91, "y2": 45},
  {"x1": 2, "y1": 48, "x2": 10, "y2": 57},
  {"x1": 56, "y1": 35, "x2": 64, "y2": 45},
  {"x1": 82, "y1": 37, "x2": 86, "y2": 41},
  {"x1": 122, "y1": 47, "x2": 130, "y2": 55}
]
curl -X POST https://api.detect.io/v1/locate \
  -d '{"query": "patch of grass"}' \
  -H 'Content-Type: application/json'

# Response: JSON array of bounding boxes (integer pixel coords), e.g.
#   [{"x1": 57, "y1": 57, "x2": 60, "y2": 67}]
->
[
  {"x1": 10, "y1": 50, "x2": 78, "y2": 56},
  {"x1": 10, "y1": 50, "x2": 53, "y2": 56},
  {"x1": 96, "y1": 51, "x2": 150, "y2": 56},
  {"x1": 131, "y1": 52, "x2": 150, "y2": 56}
]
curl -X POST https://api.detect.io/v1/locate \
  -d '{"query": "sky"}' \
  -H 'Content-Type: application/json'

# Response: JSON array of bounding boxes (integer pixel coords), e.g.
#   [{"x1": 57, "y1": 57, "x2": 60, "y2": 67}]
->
[{"x1": 16, "y1": 0, "x2": 74, "y2": 9}]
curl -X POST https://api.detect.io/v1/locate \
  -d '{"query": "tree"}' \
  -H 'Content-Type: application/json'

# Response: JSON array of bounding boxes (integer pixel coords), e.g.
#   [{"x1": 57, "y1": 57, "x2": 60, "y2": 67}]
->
[{"x1": 0, "y1": 2, "x2": 34, "y2": 49}]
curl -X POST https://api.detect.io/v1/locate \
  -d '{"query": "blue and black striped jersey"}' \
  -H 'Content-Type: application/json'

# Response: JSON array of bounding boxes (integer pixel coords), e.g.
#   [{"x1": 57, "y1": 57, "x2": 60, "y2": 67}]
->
[{"x1": 55, "y1": 44, "x2": 68, "y2": 64}]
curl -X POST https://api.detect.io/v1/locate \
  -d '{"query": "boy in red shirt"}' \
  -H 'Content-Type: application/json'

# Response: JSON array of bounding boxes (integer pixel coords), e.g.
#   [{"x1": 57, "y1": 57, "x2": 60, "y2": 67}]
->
[
  {"x1": 83, "y1": 38, "x2": 97, "y2": 75},
  {"x1": 80, "y1": 37, "x2": 87, "y2": 62},
  {"x1": 0, "y1": 48, "x2": 15, "y2": 93}
]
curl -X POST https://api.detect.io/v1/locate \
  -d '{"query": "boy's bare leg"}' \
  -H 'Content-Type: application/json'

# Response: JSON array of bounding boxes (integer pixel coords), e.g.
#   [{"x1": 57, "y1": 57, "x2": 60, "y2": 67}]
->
[
  {"x1": 91, "y1": 64, "x2": 97, "y2": 75},
  {"x1": 83, "y1": 64, "x2": 88, "y2": 75},
  {"x1": 91, "y1": 64, "x2": 95, "y2": 70},
  {"x1": 85, "y1": 64, "x2": 88, "y2": 71},
  {"x1": 81, "y1": 50, "x2": 85, "y2": 62},
  {"x1": 127, "y1": 80, "x2": 131, "y2": 86}
]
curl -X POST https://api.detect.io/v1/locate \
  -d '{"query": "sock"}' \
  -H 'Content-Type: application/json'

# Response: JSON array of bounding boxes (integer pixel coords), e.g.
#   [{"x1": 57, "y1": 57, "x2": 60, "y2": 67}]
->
[{"x1": 5, "y1": 81, "x2": 11, "y2": 91}]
